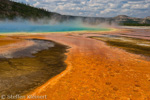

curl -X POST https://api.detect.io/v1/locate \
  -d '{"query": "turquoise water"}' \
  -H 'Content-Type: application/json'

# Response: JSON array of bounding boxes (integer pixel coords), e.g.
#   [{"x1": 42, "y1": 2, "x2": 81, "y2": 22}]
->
[{"x1": 0, "y1": 21, "x2": 110, "y2": 33}]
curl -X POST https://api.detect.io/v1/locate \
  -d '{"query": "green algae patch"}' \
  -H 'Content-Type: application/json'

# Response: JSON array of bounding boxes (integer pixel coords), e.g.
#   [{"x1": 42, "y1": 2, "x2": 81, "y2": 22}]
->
[
  {"x1": 90, "y1": 35, "x2": 150, "y2": 57},
  {"x1": 0, "y1": 40, "x2": 68, "y2": 97}
]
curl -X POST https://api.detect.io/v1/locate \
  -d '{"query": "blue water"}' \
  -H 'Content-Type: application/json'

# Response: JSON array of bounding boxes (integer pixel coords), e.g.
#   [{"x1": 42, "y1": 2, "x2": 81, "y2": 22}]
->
[{"x1": 0, "y1": 21, "x2": 110, "y2": 33}]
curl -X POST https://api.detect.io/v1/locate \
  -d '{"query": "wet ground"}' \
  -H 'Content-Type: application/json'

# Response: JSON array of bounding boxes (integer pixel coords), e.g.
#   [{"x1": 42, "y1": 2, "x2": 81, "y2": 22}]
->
[
  {"x1": 90, "y1": 34, "x2": 150, "y2": 58},
  {"x1": 20, "y1": 29, "x2": 150, "y2": 100},
  {"x1": 0, "y1": 39, "x2": 67, "y2": 98},
  {"x1": 1, "y1": 28, "x2": 150, "y2": 100}
]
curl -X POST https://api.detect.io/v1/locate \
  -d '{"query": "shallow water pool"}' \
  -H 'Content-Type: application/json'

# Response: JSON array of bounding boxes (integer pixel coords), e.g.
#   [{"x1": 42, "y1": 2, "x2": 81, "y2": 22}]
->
[{"x1": 0, "y1": 21, "x2": 111, "y2": 33}]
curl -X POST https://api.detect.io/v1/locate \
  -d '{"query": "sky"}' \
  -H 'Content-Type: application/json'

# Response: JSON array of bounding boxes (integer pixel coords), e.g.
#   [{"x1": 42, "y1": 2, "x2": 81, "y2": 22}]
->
[{"x1": 12, "y1": 0, "x2": 150, "y2": 18}]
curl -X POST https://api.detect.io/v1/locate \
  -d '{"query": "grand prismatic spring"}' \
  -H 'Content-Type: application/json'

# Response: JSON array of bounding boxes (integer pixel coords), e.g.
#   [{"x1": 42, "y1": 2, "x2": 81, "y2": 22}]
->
[
  {"x1": 0, "y1": 21, "x2": 111, "y2": 33},
  {"x1": 0, "y1": 20, "x2": 150, "y2": 100},
  {"x1": 0, "y1": 0, "x2": 150, "y2": 100}
]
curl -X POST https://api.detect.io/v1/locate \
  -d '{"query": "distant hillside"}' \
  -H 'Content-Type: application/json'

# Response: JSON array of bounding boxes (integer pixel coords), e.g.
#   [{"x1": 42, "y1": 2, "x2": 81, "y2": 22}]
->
[
  {"x1": 114, "y1": 15, "x2": 150, "y2": 26},
  {"x1": 0, "y1": 0, "x2": 59, "y2": 20},
  {"x1": 0, "y1": 0, "x2": 150, "y2": 26}
]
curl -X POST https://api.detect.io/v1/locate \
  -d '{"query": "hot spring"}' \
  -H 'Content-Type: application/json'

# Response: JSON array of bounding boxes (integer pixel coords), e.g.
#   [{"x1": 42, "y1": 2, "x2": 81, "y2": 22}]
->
[{"x1": 0, "y1": 21, "x2": 111, "y2": 33}]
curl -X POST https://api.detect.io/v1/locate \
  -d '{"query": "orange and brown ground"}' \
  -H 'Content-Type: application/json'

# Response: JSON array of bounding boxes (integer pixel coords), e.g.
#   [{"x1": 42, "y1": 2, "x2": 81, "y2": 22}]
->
[
  {"x1": 0, "y1": 35, "x2": 35, "y2": 55},
  {"x1": 1, "y1": 28, "x2": 150, "y2": 100}
]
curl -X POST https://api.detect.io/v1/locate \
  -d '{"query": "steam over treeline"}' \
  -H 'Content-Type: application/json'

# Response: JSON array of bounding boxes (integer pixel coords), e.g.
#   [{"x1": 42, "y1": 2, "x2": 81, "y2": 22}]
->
[
  {"x1": 0, "y1": 0, "x2": 150, "y2": 26},
  {"x1": 0, "y1": 0, "x2": 116, "y2": 26}
]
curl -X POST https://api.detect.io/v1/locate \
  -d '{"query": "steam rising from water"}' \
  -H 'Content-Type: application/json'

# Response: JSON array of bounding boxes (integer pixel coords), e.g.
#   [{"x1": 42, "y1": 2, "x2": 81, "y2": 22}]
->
[{"x1": 0, "y1": 19, "x2": 111, "y2": 33}]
